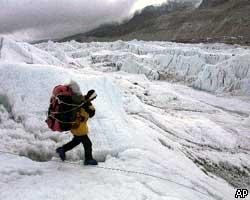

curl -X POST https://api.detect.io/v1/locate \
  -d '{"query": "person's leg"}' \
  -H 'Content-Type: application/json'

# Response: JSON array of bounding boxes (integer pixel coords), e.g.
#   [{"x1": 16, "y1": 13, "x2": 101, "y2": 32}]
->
[
  {"x1": 81, "y1": 135, "x2": 93, "y2": 160},
  {"x1": 82, "y1": 135, "x2": 97, "y2": 165},
  {"x1": 56, "y1": 136, "x2": 81, "y2": 161},
  {"x1": 62, "y1": 136, "x2": 81, "y2": 152}
]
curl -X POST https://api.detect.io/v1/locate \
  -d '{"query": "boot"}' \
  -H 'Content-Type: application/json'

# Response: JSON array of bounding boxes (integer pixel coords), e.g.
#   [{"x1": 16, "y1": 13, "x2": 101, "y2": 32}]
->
[
  {"x1": 84, "y1": 158, "x2": 98, "y2": 165},
  {"x1": 56, "y1": 147, "x2": 66, "y2": 161}
]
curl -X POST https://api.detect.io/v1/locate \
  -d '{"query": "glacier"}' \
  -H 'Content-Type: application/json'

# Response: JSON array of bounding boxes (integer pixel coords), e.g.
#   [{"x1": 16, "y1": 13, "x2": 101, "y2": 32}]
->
[
  {"x1": 0, "y1": 37, "x2": 249, "y2": 200},
  {"x1": 35, "y1": 39, "x2": 250, "y2": 95}
]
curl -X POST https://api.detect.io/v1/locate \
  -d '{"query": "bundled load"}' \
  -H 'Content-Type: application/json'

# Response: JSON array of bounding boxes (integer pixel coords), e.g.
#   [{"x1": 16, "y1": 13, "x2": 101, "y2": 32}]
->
[
  {"x1": 46, "y1": 81, "x2": 85, "y2": 132},
  {"x1": 46, "y1": 85, "x2": 82, "y2": 132}
]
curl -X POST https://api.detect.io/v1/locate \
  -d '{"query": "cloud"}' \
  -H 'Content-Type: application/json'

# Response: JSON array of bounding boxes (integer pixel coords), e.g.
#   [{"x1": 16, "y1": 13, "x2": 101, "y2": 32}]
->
[
  {"x1": 0, "y1": 0, "x2": 137, "y2": 41},
  {"x1": 0, "y1": 0, "x2": 201, "y2": 42},
  {"x1": 130, "y1": 0, "x2": 167, "y2": 13}
]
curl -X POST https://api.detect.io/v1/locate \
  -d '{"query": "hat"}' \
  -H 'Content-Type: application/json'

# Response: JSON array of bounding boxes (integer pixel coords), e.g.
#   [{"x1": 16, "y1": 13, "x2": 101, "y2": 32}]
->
[{"x1": 68, "y1": 80, "x2": 82, "y2": 95}]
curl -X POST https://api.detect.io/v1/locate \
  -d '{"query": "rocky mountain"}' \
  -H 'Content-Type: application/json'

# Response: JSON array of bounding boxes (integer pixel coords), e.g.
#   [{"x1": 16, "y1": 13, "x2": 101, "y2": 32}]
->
[
  {"x1": 61, "y1": 0, "x2": 250, "y2": 45},
  {"x1": 199, "y1": 0, "x2": 229, "y2": 8},
  {"x1": 60, "y1": 1, "x2": 198, "y2": 42}
]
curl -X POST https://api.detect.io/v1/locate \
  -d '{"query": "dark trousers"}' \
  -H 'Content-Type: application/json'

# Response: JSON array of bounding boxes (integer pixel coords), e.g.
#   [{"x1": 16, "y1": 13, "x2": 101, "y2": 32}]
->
[{"x1": 62, "y1": 135, "x2": 93, "y2": 160}]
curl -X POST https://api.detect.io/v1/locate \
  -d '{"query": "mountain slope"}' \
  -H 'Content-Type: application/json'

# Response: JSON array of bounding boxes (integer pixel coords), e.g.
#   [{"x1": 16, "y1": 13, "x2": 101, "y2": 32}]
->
[
  {"x1": 63, "y1": 0, "x2": 250, "y2": 45},
  {"x1": 60, "y1": 1, "x2": 197, "y2": 42}
]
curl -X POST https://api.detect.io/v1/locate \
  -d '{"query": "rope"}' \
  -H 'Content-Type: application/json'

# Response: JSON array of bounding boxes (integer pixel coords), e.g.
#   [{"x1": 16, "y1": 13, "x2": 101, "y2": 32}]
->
[
  {"x1": 50, "y1": 107, "x2": 79, "y2": 115},
  {"x1": 48, "y1": 114, "x2": 77, "y2": 124},
  {"x1": 95, "y1": 166, "x2": 212, "y2": 199},
  {"x1": 47, "y1": 98, "x2": 87, "y2": 124},
  {"x1": 48, "y1": 94, "x2": 92, "y2": 115},
  {"x1": 53, "y1": 96, "x2": 85, "y2": 107},
  {"x1": 49, "y1": 100, "x2": 85, "y2": 115},
  {"x1": 0, "y1": 150, "x2": 212, "y2": 199}
]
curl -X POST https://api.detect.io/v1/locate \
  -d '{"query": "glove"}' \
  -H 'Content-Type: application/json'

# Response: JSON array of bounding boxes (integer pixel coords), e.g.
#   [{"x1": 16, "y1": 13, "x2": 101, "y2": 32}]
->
[{"x1": 86, "y1": 90, "x2": 97, "y2": 101}]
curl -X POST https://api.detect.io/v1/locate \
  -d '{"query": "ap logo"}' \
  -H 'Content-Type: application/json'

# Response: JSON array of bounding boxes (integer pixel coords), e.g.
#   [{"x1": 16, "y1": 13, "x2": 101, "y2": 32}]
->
[{"x1": 235, "y1": 189, "x2": 248, "y2": 199}]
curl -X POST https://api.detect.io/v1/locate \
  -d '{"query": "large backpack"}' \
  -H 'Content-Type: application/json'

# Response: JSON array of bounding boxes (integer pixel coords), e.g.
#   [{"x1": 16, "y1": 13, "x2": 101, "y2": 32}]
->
[{"x1": 46, "y1": 85, "x2": 83, "y2": 132}]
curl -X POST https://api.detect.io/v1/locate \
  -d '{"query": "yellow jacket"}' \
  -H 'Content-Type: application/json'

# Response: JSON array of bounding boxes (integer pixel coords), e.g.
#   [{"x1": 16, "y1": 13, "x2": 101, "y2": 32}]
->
[{"x1": 71, "y1": 102, "x2": 95, "y2": 136}]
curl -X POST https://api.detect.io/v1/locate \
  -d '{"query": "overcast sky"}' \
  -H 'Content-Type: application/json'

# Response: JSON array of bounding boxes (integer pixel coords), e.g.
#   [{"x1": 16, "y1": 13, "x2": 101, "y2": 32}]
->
[{"x1": 0, "y1": 0, "x2": 199, "y2": 42}]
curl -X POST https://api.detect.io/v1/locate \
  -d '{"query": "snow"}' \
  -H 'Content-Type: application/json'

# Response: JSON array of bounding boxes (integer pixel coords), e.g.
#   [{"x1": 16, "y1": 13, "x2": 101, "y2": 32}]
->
[{"x1": 0, "y1": 37, "x2": 250, "y2": 200}]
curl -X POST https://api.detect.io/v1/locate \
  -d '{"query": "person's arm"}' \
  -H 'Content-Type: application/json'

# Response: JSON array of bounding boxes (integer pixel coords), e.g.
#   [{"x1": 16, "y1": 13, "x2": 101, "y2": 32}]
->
[{"x1": 83, "y1": 102, "x2": 95, "y2": 118}]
